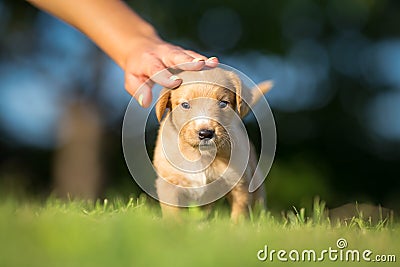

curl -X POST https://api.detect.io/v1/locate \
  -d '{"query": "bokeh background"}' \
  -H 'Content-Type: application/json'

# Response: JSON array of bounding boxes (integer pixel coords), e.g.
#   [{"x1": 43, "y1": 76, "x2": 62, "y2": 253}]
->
[{"x1": 1, "y1": 0, "x2": 399, "y2": 213}]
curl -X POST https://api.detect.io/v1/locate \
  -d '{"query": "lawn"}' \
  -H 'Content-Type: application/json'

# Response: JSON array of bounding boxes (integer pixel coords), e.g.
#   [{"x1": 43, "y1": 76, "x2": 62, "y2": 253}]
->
[{"x1": 0, "y1": 196, "x2": 398, "y2": 267}]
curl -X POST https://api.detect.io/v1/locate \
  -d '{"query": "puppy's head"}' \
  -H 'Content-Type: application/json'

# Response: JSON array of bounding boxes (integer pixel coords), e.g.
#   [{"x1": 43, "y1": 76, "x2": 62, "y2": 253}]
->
[{"x1": 156, "y1": 69, "x2": 251, "y2": 150}]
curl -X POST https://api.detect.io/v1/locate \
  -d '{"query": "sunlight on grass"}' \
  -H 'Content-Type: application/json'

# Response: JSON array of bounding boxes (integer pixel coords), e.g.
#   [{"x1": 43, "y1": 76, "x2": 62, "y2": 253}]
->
[{"x1": 0, "y1": 196, "x2": 398, "y2": 267}]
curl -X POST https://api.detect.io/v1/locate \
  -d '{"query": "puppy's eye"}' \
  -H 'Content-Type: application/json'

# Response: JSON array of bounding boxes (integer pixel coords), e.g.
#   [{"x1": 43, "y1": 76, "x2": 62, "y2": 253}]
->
[
  {"x1": 218, "y1": 101, "x2": 229, "y2": 109},
  {"x1": 181, "y1": 102, "x2": 191, "y2": 109}
]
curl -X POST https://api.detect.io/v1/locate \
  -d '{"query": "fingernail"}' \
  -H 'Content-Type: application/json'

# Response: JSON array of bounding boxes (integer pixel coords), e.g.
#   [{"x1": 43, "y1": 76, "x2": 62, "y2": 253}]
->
[
  {"x1": 138, "y1": 94, "x2": 144, "y2": 106},
  {"x1": 207, "y1": 56, "x2": 218, "y2": 62},
  {"x1": 170, "y1": 75, "x2": 181, "y2": 81},
  {"x1": 192, "y1": 58, "x2": 205, "y2": 63}
]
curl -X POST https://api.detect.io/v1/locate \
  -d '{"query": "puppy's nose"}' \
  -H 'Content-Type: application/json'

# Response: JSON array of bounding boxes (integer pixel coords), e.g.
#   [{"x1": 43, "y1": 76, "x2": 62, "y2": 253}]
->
[{"x1": 198, "y1": 129, "x2": 215, "y2": 140}]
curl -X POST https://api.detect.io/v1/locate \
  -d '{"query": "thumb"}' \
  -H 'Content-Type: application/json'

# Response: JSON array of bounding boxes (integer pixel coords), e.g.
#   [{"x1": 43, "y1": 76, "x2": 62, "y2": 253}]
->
[{"x1": 125, "y1": 74, "x2": 154, "y2": 108}]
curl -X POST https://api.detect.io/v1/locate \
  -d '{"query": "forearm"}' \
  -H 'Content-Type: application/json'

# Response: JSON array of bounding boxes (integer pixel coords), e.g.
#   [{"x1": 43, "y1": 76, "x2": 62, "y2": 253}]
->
[
  {"x1": 27, "y1": 0, "x2": 160, "y2": 68},
  {"x1": 27, "y1": 0, "x2": 218, "y2": 106}
]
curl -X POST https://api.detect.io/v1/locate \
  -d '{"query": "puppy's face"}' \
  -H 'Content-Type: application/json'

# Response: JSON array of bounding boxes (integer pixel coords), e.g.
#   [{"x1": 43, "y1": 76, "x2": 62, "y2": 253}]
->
[
  {"x1": 171, "y1": 83, "x2": 236, "y2": 149},
  {"x1": 156, "y1": 70, "x2": 249, "y2": 151}
]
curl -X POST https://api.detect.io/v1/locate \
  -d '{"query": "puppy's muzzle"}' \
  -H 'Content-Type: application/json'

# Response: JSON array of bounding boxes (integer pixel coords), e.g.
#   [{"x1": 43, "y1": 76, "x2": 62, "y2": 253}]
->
[{"x1": 198, "y1": 129, "x2": 215, "y2": 141}]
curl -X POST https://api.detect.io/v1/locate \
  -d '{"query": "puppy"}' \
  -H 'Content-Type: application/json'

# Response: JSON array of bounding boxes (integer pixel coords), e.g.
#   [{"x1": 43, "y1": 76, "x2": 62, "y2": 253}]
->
[{"x1": 153, "y1": 68, "x2": 272, "y2": 221}]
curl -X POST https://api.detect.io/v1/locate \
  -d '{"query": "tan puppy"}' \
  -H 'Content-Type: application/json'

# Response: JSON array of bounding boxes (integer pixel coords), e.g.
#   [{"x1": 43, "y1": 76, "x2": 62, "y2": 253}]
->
[{"x1": 153, "y1": 68, "x2": 272, "y2": 221}]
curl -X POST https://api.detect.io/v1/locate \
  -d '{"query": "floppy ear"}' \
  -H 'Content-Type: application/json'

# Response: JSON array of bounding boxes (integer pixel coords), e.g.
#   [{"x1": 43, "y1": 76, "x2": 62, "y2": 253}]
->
[
  {"x1": 155, "y1": 88, "x2": 172, "y2": 122},
  {"x1": 228, "y1": 72, "x2": 251, "y2": 118}
]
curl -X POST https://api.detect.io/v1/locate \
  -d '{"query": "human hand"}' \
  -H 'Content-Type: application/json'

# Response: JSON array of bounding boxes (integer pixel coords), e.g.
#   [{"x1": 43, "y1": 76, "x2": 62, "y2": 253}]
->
[
  {"x1": 124, "y1": 39, "x2": 219, "y2": 108},
  {"x1": 27, "y1": 0, "x2": 217, "y2": 108}
]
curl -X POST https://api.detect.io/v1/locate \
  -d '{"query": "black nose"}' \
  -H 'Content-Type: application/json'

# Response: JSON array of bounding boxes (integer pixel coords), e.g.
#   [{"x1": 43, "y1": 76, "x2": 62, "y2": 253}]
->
[{"x1": 198, "y1": 129, "x2": 215, "y2": 140}]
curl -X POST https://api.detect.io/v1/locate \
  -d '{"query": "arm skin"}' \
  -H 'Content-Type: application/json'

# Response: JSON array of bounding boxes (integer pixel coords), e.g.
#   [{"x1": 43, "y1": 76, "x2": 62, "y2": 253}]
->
[{"x1": 27, "y1": 0, "x2": 219, "y2": 107}]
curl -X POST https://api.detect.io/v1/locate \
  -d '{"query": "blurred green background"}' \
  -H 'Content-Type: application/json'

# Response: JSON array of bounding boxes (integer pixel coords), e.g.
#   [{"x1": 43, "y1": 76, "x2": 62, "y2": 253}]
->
[{"x1": 0, "y1": 0, "x2": 400, "y2": 213}]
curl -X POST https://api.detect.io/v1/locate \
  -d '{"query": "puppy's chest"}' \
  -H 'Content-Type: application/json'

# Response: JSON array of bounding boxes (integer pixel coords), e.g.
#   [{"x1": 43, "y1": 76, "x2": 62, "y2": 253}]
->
[{"x1": 184, "y1": 162, "x2": 225, "y2": 187}]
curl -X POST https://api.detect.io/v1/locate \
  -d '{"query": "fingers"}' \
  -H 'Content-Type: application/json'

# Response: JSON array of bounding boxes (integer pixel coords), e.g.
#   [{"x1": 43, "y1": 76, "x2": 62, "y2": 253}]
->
[
  {"x1": 161, "y1": 45, "x2": 219, "y2": 70},
  {"x1": 141, "y1": 53, "x2": 183, "y2": 87},
  {"x1": 161, "y1": 48, "x2": 206, "y2": 71},
  {"x1": 125, "y1": 43, "x2": 219, "y2": 108},
  {"x1": 182, "y1": 50, "x2": 208, "y2": 61},
  {"x1": 183, "y1": 51, "x2": 219, "y2": 68},
  {"x1": 125, "y1": 70, "x2": 182, "y2": 108},
  {"x1": 125, "y1": 74, "x2": 154, "y2": 108},
  {"x1": 205, "y1": 56, "x2": 219, "y2": 67}
]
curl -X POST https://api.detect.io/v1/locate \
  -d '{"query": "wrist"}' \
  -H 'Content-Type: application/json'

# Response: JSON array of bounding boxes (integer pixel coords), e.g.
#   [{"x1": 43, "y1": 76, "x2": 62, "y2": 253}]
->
[{"x1": 121, "y1": 27, "x2": 164, "y2": 69}]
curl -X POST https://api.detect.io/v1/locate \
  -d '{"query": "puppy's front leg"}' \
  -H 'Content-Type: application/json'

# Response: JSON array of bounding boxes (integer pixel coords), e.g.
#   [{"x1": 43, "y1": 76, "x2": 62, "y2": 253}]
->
[
  {"x1": 155, "y1": 177, "x2": 182, "y2": 219},
  {"x1": 228, "y1": 182, "x2": 249, "y2": 222},
  {"x1": 159, "y1": 203, "x2": 181, "y2": 220}
]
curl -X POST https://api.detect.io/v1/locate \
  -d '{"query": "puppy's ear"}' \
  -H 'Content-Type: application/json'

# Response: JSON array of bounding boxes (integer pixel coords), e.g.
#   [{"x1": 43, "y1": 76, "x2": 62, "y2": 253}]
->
[
  {"x1": 229, "y1": 72, "x2": 251, "y2": 118},
  {"x1": 156, "y1": 89, "x2": 172, "y2": 122},
  {"x1": 249, "y1": 80, "x2": 273, "y2": 107}
]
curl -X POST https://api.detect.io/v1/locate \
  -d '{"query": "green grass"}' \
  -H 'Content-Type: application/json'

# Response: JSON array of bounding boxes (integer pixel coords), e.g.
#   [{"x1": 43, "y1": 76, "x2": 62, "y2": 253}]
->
[{"x1": 0, "y1": 196, "x2": 398, "y2": 267}]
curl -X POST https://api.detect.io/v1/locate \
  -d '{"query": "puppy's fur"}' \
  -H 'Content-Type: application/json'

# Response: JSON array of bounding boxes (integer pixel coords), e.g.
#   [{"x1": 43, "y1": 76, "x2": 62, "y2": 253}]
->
[{"x1": 153, "y1": 68, "x2": 272, "y2": 221}]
